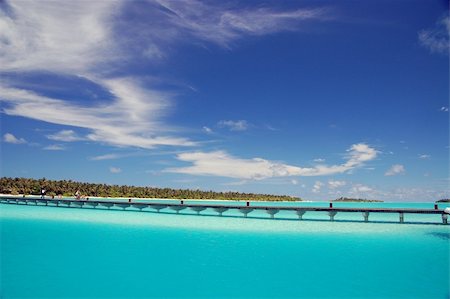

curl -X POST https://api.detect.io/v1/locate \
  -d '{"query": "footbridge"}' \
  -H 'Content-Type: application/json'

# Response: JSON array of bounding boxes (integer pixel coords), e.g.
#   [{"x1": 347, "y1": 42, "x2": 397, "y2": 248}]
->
[{"x1": 1, "y1": 196, "x2": 448, "y2": 224}]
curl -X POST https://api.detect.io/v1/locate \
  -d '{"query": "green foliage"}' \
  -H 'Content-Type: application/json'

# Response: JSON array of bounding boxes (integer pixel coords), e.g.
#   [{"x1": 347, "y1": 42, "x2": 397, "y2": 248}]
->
[
  {"x1": 436, "y1": 199, "x2": 450, "y2": 203},
  {"x1": 0, "y1": 177, "x2": 300, "y2": 201}
]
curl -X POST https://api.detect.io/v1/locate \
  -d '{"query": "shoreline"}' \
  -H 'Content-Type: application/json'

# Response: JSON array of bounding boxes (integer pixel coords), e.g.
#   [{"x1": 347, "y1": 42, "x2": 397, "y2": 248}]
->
[
  {"x1": 0, "y1": 194, "x2": 306, "y2": 203},
  {"x1": 0, "y1": 194, "x2": 445, "y2": 204}
]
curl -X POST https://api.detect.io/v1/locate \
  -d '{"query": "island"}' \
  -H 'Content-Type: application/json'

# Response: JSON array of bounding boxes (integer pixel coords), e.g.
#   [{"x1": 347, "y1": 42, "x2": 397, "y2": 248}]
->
[
  {"x1": 333, "y1": 197, "x2": 383, "y2": 202},
  {"x1": 436, "y1": 199, "x2": 450, "y2": 203},
  {"x1": 0, "y1": 177, "x2": 300, "y2": 202}
]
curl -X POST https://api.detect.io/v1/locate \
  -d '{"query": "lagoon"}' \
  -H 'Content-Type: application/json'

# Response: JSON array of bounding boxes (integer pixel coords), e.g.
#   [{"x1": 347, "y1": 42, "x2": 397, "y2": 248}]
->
[{"x1": 1, "y1": 201, "x2": 449, "y2": 299}]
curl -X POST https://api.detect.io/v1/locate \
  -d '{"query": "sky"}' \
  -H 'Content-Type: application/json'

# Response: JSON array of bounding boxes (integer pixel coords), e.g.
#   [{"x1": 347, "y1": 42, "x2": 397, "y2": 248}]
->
[{"x1": 0, "y1": 0, "x2": 449, "y2": 201}]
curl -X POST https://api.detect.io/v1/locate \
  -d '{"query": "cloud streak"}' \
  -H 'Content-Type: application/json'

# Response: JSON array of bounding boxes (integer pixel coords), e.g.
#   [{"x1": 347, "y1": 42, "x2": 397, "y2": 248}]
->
[
  {"x1": 218, "y1": 120, "x2": 249, "y2": 131},
  {"x1": 0, "y1": 1, "x2": 332, "y2": 151},
  {"x1": 418, "y1": 16, "x2": 449, "y2": 55},
  {"x1": 151, "y1": 0, "x2": 331, "y2": 48},
  {"x1": 3, "y1": 133, "x2": 26, "y2": 144},
  {"x1": 0, "y1": 1, "x2": 122, "y2": 73},
  {"x1": 166, "y1": 143, "x2": 378, "y2": 179},
  {"x1": 0, "y1": 81, "x2": 195, "y2": 149},
  {"x1": 385, "y1": 164, "x2": 405, "y2": 176},
  {"x1": 47, "y1": 130, "x2": 84, "y2": 142}
]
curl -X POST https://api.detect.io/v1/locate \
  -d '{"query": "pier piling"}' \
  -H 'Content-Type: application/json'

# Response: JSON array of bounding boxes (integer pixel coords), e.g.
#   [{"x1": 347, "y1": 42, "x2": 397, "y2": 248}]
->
[
  {"x1": 328, "y1": 211, "x2": 337, "y2": 221},
  {"x1": 362, "y1": 211, "x2": 370, "y2": 222},
  {"x1": 239, "y1": 208, "x2": 253, "y2": 217},
  {"x1": 266, "y1": 208, "x2": 279, "y2": 219},
  {"x1": 442, "y1": 213, "x2": 448, "y2": 224},
  {"x1": 296, "y1": 210, "x2": 306, "y2": 220},
  {"x1": 399, "y1": 212, "x2": 404, "y2": 223},
  {"x1": 213, "y1": 207, "x2": 228, "y2": 216}
]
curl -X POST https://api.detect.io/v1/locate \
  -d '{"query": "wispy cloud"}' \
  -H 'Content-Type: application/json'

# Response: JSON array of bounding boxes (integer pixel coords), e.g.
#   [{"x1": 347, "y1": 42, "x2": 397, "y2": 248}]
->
[
  {"x1": 166, "y1": 143, "x2": 378, "y2": 179},
  {"x1": 350, "y1": 184, "x2": 372, "y2": 193},
  {"x1": 0, "y1": 1, "x2": 331, "y2": 151},
  {"x1": 0, "y1": 1, "x2": 122, "y2": 73},
  {"x1": 418, "y1": 154, "x2": 430, "y2": 159},
  {"x1": 0, "y1": 82, "x2": 195, "y2": 149},
  {"x1": 385, "y1": 164, "x2": 405, "y2": 176},
  {"x1": 47, "y1": 130, "x2": 84, "y2": 142},
  {"x1": 43, "y1": 144, "x2": 65, "y2": 151},
  {"x1": 328, "y1": 180, "x2": 346, "y2": 189},
  {"x1": 202, "y1": 126, "x2": 213, "y2": 134},
  {"x1": 90, "y1": 154, "x2": 123, "y2": 161},
  {"x1": 3, "y1": 133, "x2": 26, "y2": 144},
  {"x1": 314, "y1": 158, "x2": 325, "y2": 163},
  {"x1": 151, "y1": 0, "x2": 331, "y2": 48},
  {"x1": 440, "y1": 106, "x2": 449, "y2": 112},
  {"x1": 312, "y1": 181, "x2": 324, "y2": 193},
  {"x1": 109, "y1": 167, "x2": 122, "y2": 174},
  {"x1": 218, "y1": 120, "x2": 249, "y2": 131},
  {"x1": 418, "y1": 16, "x2": 449, "y2": 54}
]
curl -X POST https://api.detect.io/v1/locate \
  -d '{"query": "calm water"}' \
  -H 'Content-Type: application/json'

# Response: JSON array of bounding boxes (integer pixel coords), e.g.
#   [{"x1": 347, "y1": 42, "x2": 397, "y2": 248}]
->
[{"x1": 1, "y1": 200, "x2": 449, "y2": 299}]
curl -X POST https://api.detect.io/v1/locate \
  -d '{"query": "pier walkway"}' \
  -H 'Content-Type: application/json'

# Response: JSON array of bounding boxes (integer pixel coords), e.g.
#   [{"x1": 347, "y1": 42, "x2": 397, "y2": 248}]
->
[{"x1": 1, "y1": 196, "x2": 448, "y2": 224}]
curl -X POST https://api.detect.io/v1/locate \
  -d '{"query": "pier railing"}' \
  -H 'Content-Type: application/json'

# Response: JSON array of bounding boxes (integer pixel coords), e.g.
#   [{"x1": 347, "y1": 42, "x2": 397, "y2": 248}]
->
[{"x1": 1, "y1": 196, "x2": 448, "y2": 224}]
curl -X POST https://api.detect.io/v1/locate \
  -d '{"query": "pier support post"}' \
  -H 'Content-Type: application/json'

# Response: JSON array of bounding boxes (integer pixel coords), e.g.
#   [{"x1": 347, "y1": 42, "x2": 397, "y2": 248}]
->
[
  {"x1": 152, "y1": 205, "x2": 167, "y2": 213},
  {"x1": 239, "y1": 208, "x2": 253, "y2": 218},
  {"x1": 190, "y1": 206, "x2": 206, "y2": 215},
  {"x1": 399, "y1": 212, "x2": 404, "y2": 223},
  {"x1": 213, "y1": 207, "x2": 228, "y2": 216},
  {"x1": 266, "y1": 209, "x2": 279, "y2": 219},
  {"x1": 296, "y1": 210, "x2": 306, "y2": 220},
  {"x1": 170, "y1": 206, "x2": 186, "y2": 214},
  {"x1": 362, "y1": 211, "x2": 369, "y2": 222},
  {"x1": 442, "y1": 213, "x2": 448, "y2": 225},
  {"x1": 328, "y1": 211, "x2": 337, "y2": 221}
]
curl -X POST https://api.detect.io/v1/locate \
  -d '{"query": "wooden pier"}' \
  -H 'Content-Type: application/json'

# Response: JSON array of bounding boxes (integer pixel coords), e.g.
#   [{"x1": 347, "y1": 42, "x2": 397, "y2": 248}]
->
[{"x1": 1, "y1": 196, "x2": 448, "y2": 224}]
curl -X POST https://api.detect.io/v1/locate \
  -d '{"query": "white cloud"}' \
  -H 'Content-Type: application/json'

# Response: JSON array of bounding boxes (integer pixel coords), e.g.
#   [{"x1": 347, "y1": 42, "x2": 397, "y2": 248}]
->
[
  {"x1": 202, "y1": 126, "x2": 213, "y2": 134},
  {"x1": 109, "y1": 167, "x2": 122, "y2": 173},
  {"x1": 3, "y1": 133, "x2": 26, "y2": 144},
  {"x1": 218, "y1": 120, "x2": 249, "y2": 131},
  {"x1": 291, "y1": 179, "x2": 299, "y2": 185},
  {"x1": 418, "y1": 16, "x2": 449, "y2": 54},
  {"x1": 0, "y1": 1, "x2": 333, "y2": 152},
  {"x1": 90, "y1": 154, "x2": 122, "y2": 161},
  {"x1": 0, "y1": 2, "x2": 192, "y2": 150},
  {"x1": 43, "y1": 144, "x2": 65, "y2": 151},
  {"x1": 1, "y1": 82, "x2": 195, "y2": 149},
  {"x1": 166, "y1": 143, "x2": 378, "y2": 179},
  {"x1": 350, "y1": 184, "x2": 372, "y2": 193},
  {"x1": 313, "y1": 158, "x2": 325, "y2": 163},
  {"x1": 312, "y1": 181, "x2": 323, "y2": 193},
  {"x1": 440, "y1": 106, "x2": 449, "y2": 112},
  {"x1": 418, "y1": 154, "x2": 430, "y2": 159},
  {"x1": 328, "y1": 180, "x2": 346, "y2": 189},
  {"x1": 152, "y1": 0, "x2": 331, "y2": 48},
  {"x1": 385, "y1": 164, "x2": 405, "y2": 176},
  {"x1": 0, "y1": 1, "x2": 122, "y2": 73},
  {"x1": 47, "y1": 130, "x2": 84, "y2": 142}
]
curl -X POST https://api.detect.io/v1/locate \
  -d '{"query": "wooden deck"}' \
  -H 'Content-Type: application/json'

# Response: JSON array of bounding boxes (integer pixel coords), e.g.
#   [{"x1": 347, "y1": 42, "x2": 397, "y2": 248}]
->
[{"x1": 1, "y1": 196, "x2": 448, "y2": 224}]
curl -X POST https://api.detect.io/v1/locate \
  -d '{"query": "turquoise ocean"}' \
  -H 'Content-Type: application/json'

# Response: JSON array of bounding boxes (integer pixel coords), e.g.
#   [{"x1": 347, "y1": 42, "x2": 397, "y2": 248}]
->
[{"x1": 1, "y1": 199, "x2": 449, "y2": 299}]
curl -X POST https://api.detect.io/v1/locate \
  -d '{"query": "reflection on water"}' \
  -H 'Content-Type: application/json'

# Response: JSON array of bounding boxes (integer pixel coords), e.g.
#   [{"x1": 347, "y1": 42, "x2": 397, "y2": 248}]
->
[{"x1": 427, "y1": 231, "x2": 450, "y2": 240}]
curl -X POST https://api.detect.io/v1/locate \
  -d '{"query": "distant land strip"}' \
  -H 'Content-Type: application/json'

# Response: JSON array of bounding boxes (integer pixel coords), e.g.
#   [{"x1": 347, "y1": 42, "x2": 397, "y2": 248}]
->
[
  {"x1": 0, "y1": 177, "x2": 300, "y2": 201},
  {"x1": 332, "y1": 197, "x2": 384, "y2": 203}
]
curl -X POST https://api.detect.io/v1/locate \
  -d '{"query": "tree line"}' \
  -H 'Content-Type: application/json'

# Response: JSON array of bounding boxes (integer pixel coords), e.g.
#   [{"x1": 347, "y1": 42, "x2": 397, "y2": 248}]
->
[{"x1": 0, "y1": 177, "x2": 300, "y2": 201}]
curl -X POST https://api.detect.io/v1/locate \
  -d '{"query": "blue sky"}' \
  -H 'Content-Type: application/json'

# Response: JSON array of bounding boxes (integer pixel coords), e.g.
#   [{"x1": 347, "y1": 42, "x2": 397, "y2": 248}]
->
[{"x1": 0, "y1": 0, "x2": 448, "y2": 201}]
